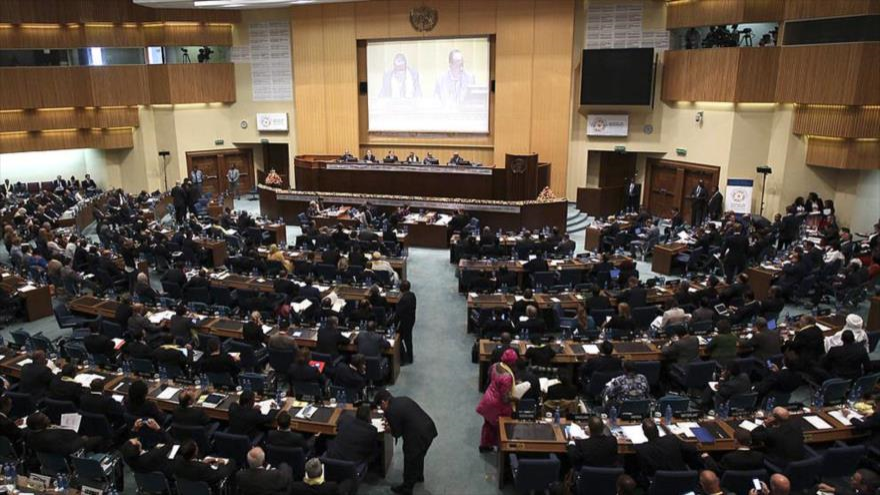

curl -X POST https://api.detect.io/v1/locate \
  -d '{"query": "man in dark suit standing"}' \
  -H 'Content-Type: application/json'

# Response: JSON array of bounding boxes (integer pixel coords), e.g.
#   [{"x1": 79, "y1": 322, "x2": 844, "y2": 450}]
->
[
  {"x1": 722, "y1": 223, "x2": 749, "y2": 283},
  {"x1": 236, "y1": 447, "x2": 292, "y2": 495},
  {"x1": 326, "y1": 404, "x2": 378, "y2": 464},
  {"x1": 395, "y1": 281, "x2": 417, "y2": 365},
  {"x1": 567, "y1": 416, "x2": 619, "y2": 470},
  {"x1": 707, "y1": 187, "x2": 724, "y2": 221},
  {"x1": 751, "y1": 407, "x2": 805, "y2": 467},
  {"x1": 375, "y1": 390, "x2": 437, "y2": 495},
  {"x1": 689, "y1": 179, "x2": 709, "y2": 226},
  {"x1": 171, "y1": 181, "x2": 187, "y2": 224},
  {"x1": 624, "y1": 177, "x2": 641, "y2": 214}
]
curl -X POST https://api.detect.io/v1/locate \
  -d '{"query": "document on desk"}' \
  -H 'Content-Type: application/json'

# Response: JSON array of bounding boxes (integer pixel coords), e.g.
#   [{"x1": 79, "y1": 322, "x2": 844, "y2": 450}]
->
[
  {"x1": 168, "y1": 444, "x2": 180, "y2": 459},
  {"x1": 567, "y1": 423, "x2": 588, "y2": 440},
  {"x1": 262, "y1": 325, "x2": 274, "y2": 335},
  {"x1": 18, "y1": 358, "x2": 33, "y2": 367},
  {"x1": 738, "y1": 419, "x2": 760, "y2": 432},
  {"x1": 291, "y1": 299, "x2": 313, "y2": 313},
  {"x1": 539, "y1": 378, "x2": 560, "y2": 393},
  {"x1": 620, "y1": 424, "x2": 664, "y2": 444},
  {"x1": 74, "y1": 373, "x2": 104, "y2": 387},
  {"x1": 257, "y1": 399, "x2": 275, "y2": 415},
  {"x1": 60, "y1": 413, "x2": 82, "y2": 432},
  {"x1": 828, "y1": 410, "x2": 863, "y2": 426},
  {"x1": 332, "y1": 298, "x2": 346, "y2": 313},
  {"x1": 816, "y1": 323, "x2": 831, "y2": 332},
  {"x1": 582, "y1": 344, "x2": 600, "y2": 355},
  {"x1": 157, "y1": 387, "x2": 180, "y2": 401},
  {"x1": 371, "y1": 418, "x2": 385, "y2": 433},
  {"x1": 148, "y1": 310, "x2": 175, "y2": 324},
  {"x1": 803, "y1": 415, "x2": 833, "y2": 430}
]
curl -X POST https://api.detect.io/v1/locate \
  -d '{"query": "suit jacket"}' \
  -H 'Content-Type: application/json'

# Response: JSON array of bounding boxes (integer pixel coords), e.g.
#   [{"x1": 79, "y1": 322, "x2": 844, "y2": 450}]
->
[
  {"x1": 236, "y1": 464, "x2": 292, "y2": 495},
  {"x1": 200, "y1": 353, "x2": 240, "y2": 377},
  {"x1": 822, "y1": 342, "x2": 870, "y2": 380},
  {"x1": 79, "y1": 391, "x2": 124, "y2": 424},
  {"x1": 751, "y1": 419, "x2": 805, "y2": 465},
  {"x1": 124, "y1": 444, "x2": 174, "y2": 477},
  {"x1": 290, "y1": 481, "x2": 342, "y2": 495},
  {"x1": 717, "y1": 372, "x2": 751, "y2": 401},
  {"x1": 356, "y1": 331, "x2": 390, "y2": 358},
  {"x1": 172, "y1": 406, "x2": 211, "y2": 426},
  {"x1": 568, "y1": 434, "x2": 619, "y2": 469},
  {"x1": 745, "y1": 330, "x2": 781, "y2": 360},
  {"x1": 395, "y1": 292, "x2": 417, "y2": 327},
  {"x1": 635, "y1": 435, "x2": 697, "y2": 476},
  {"x1": 26, "y1": 427, "x2": 86, "y2": 455},
  {"x1": 703, "y1": 448, "x2": 765, "y2": 474},
  {"x1": 385, "y1": 396, "x2": 437, "y2": 452},
  {"x1": 316, "y1": 327, "x2": 350, "y2": 356},
  {"x1": 84, "y1": 333, "x2": 116, "y2": 357},
  {"x1": 266, "y1": 429, "x2": 307, "y2": 450},
  {"x1": 19, "y1": 362, "x2": 54, "y2": 399},
  {"x1": 332, "y1": 364, "x2": 367, "y2": 390},
  {"x1": 173, "y1": 458, "x2": 236, "y2": 486},
  {"x1": 288, "y1": 362, "x2": 323, "y2": 384},
  {"x1": 227, "y1": 403, "x2": 273, "y2": 438},
  {"x1": 0, "y1": 413, "x2": 22, "y2": 444},
  {"x1": 48, "y1": 376, "x2": 83, "y2": 404},
  {"x1": 662, "y1": 336, "x2": 700, "y2": 365},
  {"x1": 326, "y1": 415, "x2": 378, "y2": 464},
  {"x1": 708, "y1": 191, "x2": 724, "y2": 220}
]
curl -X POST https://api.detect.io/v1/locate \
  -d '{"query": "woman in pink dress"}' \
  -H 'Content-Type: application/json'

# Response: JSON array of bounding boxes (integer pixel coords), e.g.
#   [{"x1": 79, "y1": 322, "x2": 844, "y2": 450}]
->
[{"x1": 476, "y1": 348, "x2": 518, "y2": 452}]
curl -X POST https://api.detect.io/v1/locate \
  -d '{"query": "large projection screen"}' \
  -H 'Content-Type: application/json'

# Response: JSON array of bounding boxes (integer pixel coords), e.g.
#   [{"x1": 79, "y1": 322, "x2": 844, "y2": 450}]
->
[{"x1": 366, "y1": 37, "x2": 491, "y2": 133}]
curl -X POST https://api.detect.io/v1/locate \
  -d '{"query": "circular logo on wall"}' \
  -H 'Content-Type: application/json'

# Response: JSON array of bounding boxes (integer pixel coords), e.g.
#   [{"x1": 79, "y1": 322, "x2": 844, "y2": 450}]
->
[
  {"x1": 511, "y1": 157, "x2": 527, "y2": 174},
  {"x1": 591, "y1": 118, "x2": 607, "y2": 133},
  {"x1": 732, "y1": 190, "x2": 746, "y2": 202},
  {"x1": 260, "y1": 115, "x2": 272, "y2": 128},
  {"x1": 410, "y1": 5, "x2": 438, "y2": 32}
]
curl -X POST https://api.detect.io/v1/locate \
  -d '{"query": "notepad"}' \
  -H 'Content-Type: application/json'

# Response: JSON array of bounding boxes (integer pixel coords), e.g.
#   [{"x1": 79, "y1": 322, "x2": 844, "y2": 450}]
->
[
  {"x1": 295, "y1": 405, "x2": 318, "y2": 419},
  {"x1": 816, "y1": 323, "x2": 831, "y2": 332},
  {"x1": 291, "y1": 299, "x2": 313, "y2": 313},
  {"x1": 512, "y1": 382, "x2": 532, "y2": 400},
  {"x1": 583, "y1": 344, "x2": 600, "y2": 355},
  {"x1": 804, "y1": 415, "x2": 833, "y2": 430},
  {"x1": 828, "y1": 410, "x2": 863, "y2": 426},
  {"x1": 567, "y1": 423, "x2": 588, "y2": 440},
  {"x1": 620, "y1": 425, "x2": 656, "y2": 444},
  {"x1": 168, "y1": 444, "x2": 180, "y2": 459},
  {"x1": 60, "y1": 413, "x2": 82, "y2": 432},
  {"x1": 17, "y1": 358, "x2": 33, "y2": 367},
  {"x1": 738, "y1": 419, "x2": 760, "y2": 432},
  {"x1": 257, "y1": 399, "x2": 276, "y2": 415},
  {"x1": 156, "y1": 387, "x2": 180, "y2": 400}
]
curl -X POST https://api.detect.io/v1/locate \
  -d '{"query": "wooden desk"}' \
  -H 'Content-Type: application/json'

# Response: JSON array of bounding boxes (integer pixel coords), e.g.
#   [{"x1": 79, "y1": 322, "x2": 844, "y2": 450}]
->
[
  {"x1": 746, "y1": 266, "x2": 780, "y2": 302},
  {"x1": 197, "y1": 238, "x2": 228, "y2": 267},
  {"x1": 496, "y1": 409, "x2": 866, "y2": 488},
  {"x1": 257, "y1": 247, "x2": 408, "y2": 281},
  {"x1": 67, "y1": 295, "x2": 402, "y2": 384},
  {"x1": 0, "y1": 274, "x2": 52, "y2": 322},
  {"x1": 652, "y1": 243, "x2": 688, "y2": 275},
  {"x1": 403, "y1": 222, "x2": 448, "y2": 248}
]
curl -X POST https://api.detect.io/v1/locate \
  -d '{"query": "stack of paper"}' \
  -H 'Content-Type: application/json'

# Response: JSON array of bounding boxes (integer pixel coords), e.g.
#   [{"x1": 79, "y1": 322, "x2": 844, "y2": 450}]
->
[
  {"x1": 568, "y1": 423, "x2": 588, "y2": 440},
  {"x1": 257, "y1": 399, "x2": 276, "y2": 415},
  {"x1": 828, "y1": 410, "x2": 863, "y2": 426},
  {"x1": 156, "y1": 387, "x2": 180, "y2": 401},
  {"x1": 583, "y1": 344, "x2": 600, "y2": 355},
  {"x1": 371, "y1": 418, "x2": 386, "y2": 432},
  {"x1": 332, "y1": 298, "x2": 346, "y2": 312},
  {"x1": 539, "y1": 378, "x2": 560, "y2": 393},
  {"x1": 291, "y1": 299, "x2": 313, "y2": 313},
  {"x1": 738, "y1": 419, "x2": 760, "y2": 432},
  {"x1": 148, "y1": 310, "x2": 175, "y2": 324},
  {"x1": 803, "y1": 415, "x2": 833, "y2": 430},
  {"x1": 73, "y1": 373, "x2": 104, "y2": 387},
  {"x1": 60, "y1": 413, "x2": 82, "y2": 432}
]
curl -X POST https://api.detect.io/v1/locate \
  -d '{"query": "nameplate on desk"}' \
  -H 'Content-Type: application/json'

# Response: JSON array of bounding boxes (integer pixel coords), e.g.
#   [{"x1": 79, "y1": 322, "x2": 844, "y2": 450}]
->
[
  {"x1": 326, "y1": 163, "x2": 492, "y2": 176},
  {"x1": 81, "y1": 486, "x2": 104, "y2": 495},
  {"x1": 515, "y1": 411, "x2": 537, "y2": 421},
  {"x1": 27, "y1": 474, "x2": 51, "y2": 490},
  {"x1": 569, "y1": 413, "x2": 593, "y2": 422},
  {"x1": 619, "y1": 413, "x2": 644, "y2": 421},
  {"x1": 675, "y1": 411, "x2": 701, "y2": 420}
]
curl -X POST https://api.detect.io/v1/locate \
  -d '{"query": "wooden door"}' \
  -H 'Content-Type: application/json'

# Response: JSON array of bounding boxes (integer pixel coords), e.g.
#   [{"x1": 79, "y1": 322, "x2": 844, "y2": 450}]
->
[
  {"x1": 645, "y1": 158, "x2": 719, "y2": 218},
  {"x1": 645, "y1": 160, "x2": 679, "y2": 218},
  {"x1": 189, "y1": 154, "x2": 221, "y2": 195},
  {"x1": 186, "y1": 148, "x2": 254, "y2": 196}
]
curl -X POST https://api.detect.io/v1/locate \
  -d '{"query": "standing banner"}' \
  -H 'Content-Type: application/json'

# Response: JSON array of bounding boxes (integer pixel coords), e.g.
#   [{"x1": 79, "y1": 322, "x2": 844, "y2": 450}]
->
[{"x1": 725, "y1": 178, "x2": 754, "y2": 215}]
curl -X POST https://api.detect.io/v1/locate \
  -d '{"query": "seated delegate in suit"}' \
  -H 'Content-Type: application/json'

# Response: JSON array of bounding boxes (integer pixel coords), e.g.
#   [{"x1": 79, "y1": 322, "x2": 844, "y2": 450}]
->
[
  {"x1": 325, "y1": 404, "x2": 378, "y2": 465},
  {"x1": 422, "y1": 152, "x2": 439, "y2": 165},
  {"x1": 288, "y1": 348, "x2": 326, "y2": 388},
  {"x1": 19, "y1": 350, "x2": 54, "y2": 400},
  {"x1": 200, "y1": 338, "x2": 241, "y2": 379},
  {"x1": 0, "y1": 397, "x2": 23, "y2": 447},
  {"x1": 332, "y1": 354, "x2": 368, "y2": 393},
  {"x1": 120, "y1": 438, "x2": 175, "y2": 480},
  {"x1": 578, "y1": 340, "x2": 623, "y2": 384},
  {"x1": 634, "y1": 419, "x2": 699, "y2": 482},
  {"x1": 316, "y1": 316, "x2": 350, "y2": 357},
  {"x1": 291, "y1": 458, "x2": 347, "y2": 495},
  {"x1": 339, "y1": 150, "x2": 356, "y2": 162},
  {"x1": 751, "y1": 407, "x2": 805, "y2": 467},
  {"x1": 48, "y1": 364, "x2": 83, "y2": 404},
  {"x1": 25, "y1": 412, "x2": 101, "y2": 455},
  {"x1": 820, "y1": 329, "x2": 870, "y2": 380},
  {"x1": 515, "y1": 305, "x2": 548, "y2": 335},
  {"x1": 172, "y1": 440, "x2": 237, "y2": 489},
  {"x1": 228, "y1": 390, "x2": 274, "y2": 439},
  {"x1": 124, "y1": 379, "x2": 167, "y2": 424},
  {"x1": 383, "y1": 150, "x2": 399, "y2": 163},
  {"x1": 236, "y1": 447, "x2": 292, "y2": 495},
  {"x1": 363, "y1": 149, "x2": 377, "y2": 163},
  {"x1": 567, "y1": 415, "x2": 619, "y2": 470},
  {"x1": 266, "y1": 410, "x2": 309, "y2": 451},
  {"x1": 84, "y1": 324, "x2": 116, "y2": 364},
  {"x1": 740, "y1": 317, "x2": 781, "y2": 361},
  {"x1": 700, "y1": 429, "x2": 764, "y2": 474},
  {"x1": 447, "y1": 151, "x2": 467, "y2": 166},
  {"x1": 79, "y1": 378, "x2": 124, "y2": 427},
  {"x1": 172, "y1": 389, "x2": 213, "y2": 427},
  {"x1": 404, "y1": 152, "x2": 420, "y2": 164}
]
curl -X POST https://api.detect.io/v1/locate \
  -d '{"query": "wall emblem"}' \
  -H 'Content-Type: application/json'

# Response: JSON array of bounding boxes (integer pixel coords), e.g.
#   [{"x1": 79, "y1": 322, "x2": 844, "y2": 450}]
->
[{"x1": 410, "y1": 5, "x2": 438, "y2": 32}]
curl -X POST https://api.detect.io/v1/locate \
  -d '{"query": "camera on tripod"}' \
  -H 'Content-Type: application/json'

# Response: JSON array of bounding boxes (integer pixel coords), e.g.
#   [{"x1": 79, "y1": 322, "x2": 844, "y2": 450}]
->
[{"x1": 198, "y1": 46, "x2": 214, "y2": 63}]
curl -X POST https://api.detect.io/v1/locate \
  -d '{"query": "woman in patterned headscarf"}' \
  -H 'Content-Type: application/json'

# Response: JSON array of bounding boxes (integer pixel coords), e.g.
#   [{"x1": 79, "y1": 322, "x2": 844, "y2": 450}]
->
[{"x1": 476, "y1": 348, "x2": 518, "y2": 452}]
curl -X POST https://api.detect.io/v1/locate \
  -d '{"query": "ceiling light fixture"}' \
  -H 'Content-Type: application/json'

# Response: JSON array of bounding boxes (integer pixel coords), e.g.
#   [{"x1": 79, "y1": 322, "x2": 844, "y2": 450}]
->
[{"x1": 194, "y1": 1, "x2": 231, "y2": 7}]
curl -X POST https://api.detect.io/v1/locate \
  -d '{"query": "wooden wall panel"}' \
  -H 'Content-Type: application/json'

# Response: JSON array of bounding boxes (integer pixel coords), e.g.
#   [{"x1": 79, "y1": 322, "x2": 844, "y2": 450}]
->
[
  {"x1": 90, "y1": 66, "x2": 149, "y2": 107},
  {"x1": 459, "y1": 0, "x2": 496, "y2": 35},
  {"x1": 164, "y1": 64, "x2": 235, "y2": 104},
  {"x1": 0, "y1": 107, "x2": 139, "y2": 132},
  {"x1": 0, "y1": 128, "x2": 133, "y2": 153},
  {"x1": 419, "y1": 0, "x2": 460, "y2": 38},
  {"x1": 735, "y1": 46, "x2": 779, "y2": 102},
  {"x1": 0, "y1": 0, "x2": 239, "y2": 24},
  {"x1": 321, "y1": 3, "x2": 359, "y2": 154},
  {"x1": 0, "y1": 67, "x2": 93, "y2": 110},
  {"x1": 493, "y1": 0, "x2": 535, "y2": 167},
  {"x1": 783, "y1": 0, "x2": 880, "y2": 20},
  {"x1": 292, "y1": 5, "x2": 329, "y2": 154},
  {"x1": 143, "y1": 24, "x2": 233, "y2": 46},
  {"x1": 386, "y1": 0, "x2": 415, "y2": 38},
  {"x1": 529, "y1": 0, "x2": 574, "y2": 194},
  {"x1": 793, "y1": 106, "x2": 880, "y2": 138},
  {"x1": 806, "y1": 138, "x2": 880, "y2": 170},
  {"x1": 0, "y1": 23, "x2": 232, "y2": 49},
  {"x1": 355, "y1": 0, "x2": 389, "y2": 39},
  {"x1": 775, "y1": 43, "x2": 879, "y2": 105},
  {"x1": 667, "y1": 0, "x2": 742, "y2": 29},
  {"x1": 146, "y1": 65, "x2": 172, "y2": 104},
  {"x1": 690, "y1": 48, "x2": 739, "y2": 102},
  {"x1": 661, "y1": 50, "x2": 692, "y2": 101},
  {"x1": 742, "y1": 0, "x2": 786, "y2": 23}
]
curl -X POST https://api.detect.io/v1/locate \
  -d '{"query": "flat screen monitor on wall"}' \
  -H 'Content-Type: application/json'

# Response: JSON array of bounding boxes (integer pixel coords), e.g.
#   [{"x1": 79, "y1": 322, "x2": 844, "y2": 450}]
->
[
  {"x1": 580, "y1": 48, "x2": 654, "y2": 105},
  {"x1": 366, "y1": 37, "x2": 491, "y2": 133}
]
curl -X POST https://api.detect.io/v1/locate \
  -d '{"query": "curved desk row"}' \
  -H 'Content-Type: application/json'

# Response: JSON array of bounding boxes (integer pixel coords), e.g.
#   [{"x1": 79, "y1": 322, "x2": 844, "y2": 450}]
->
[
  {"x1": 258, "y1": 185, "x2": 568, "y2": 248},
  {"x1": 294, "y1": 154, "x2": 551, "y2": 201}
]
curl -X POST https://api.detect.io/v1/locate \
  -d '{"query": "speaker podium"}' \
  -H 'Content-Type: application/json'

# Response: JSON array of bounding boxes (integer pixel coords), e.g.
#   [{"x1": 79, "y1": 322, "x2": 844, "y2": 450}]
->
[{"x1": 504, "y1": 153, "x2": 540, "y2": 201}]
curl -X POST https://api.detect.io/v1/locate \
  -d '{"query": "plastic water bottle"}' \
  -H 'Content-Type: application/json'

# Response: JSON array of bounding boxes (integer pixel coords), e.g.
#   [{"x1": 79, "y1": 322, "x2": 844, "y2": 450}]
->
[
  {"x1": 159, "y1": 365, "x2": 168, "y2": 384},
  {"x1": 813, "y1": 390, "x2": 824, "y2": 409},
  {"x1": 84, "y1": 354, "x2": 93, "y2": 369},
  {"x1": 848, "y1": 386, "x2": 862, "y2": 408},
  {"x1": 719, "y1": 401, "x2": 729, "y2": 419},
  {"x1": 7, "y1": 463, "x2": 15, "y2": 482},
  {"x1": 664, "y1": 404, "x2": 673, "y2": 425},
  {"x1": 275, "y1": 386, "x2": 284, "y2": 406},
  {"x1": 553, "y1": 407, "x2": 561, "y2": 425},
  {"x1": 200, "y1": 373, "x2": 208, "y2": 391},
  {"x1": 609, "y1": 406, "x2": 618, "y2": 426},
  {"x1": 122, "y1": 360, "x2": 131, "y2": 376},
  {"x1": 242, "y1": 377, "x2": 252, "y2": 392},
  {"x1": 765, "y1": 395, "x2": 775, "y2": 413}
]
